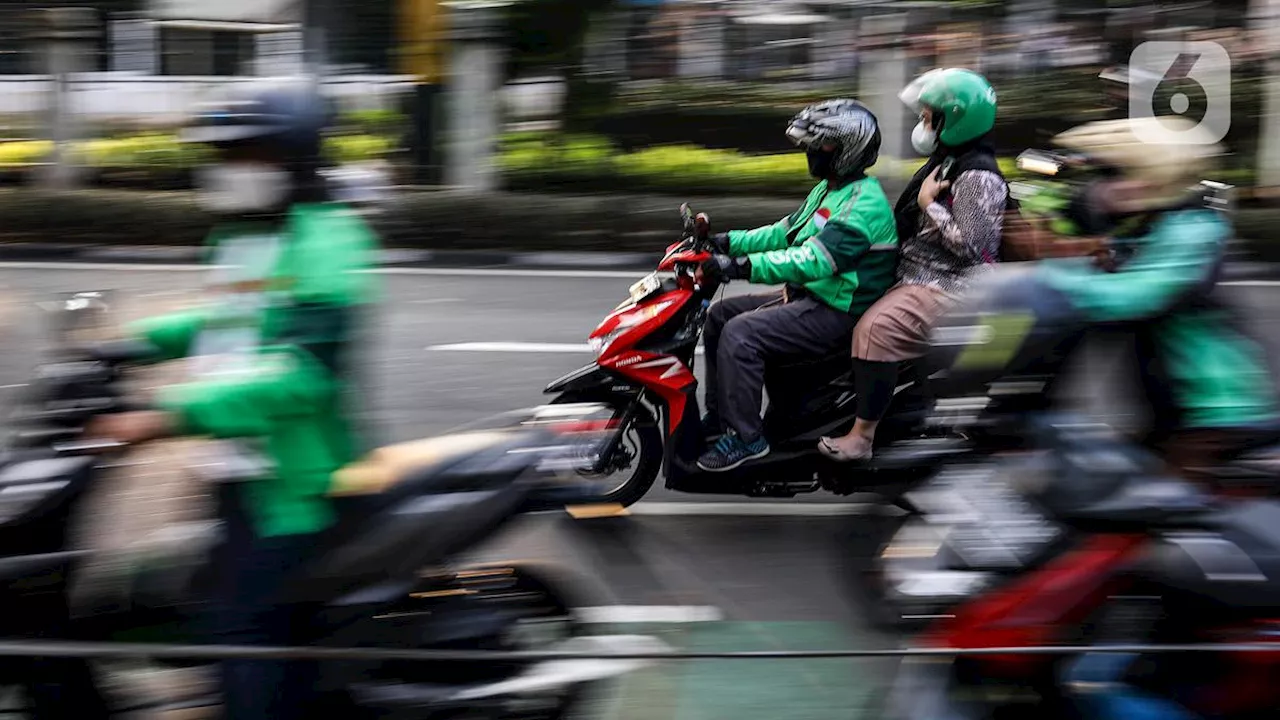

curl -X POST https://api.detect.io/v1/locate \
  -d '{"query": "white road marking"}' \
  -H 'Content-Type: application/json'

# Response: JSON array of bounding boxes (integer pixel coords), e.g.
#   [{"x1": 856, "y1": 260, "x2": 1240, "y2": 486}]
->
[
  {"x1": 428, "y1": 341, "x2": 705, "y2": 355},
  {"x1": 575, "y1": 606, "x2": 724, "y2": 624},
  {"x1": 0, "y1": 261, "x2": 644, "y2": 279},
  {"x1": 0, "y1": 261, "x2": 209, "y2": 272},
  {"x1": 431, "y1": 342, "x2": 594, "y2": 353},
  {"x1": 378, "y1": 267, "x2": 644, "y2": 279},
  {"x1": 627, "y1": 502, "x2": 874, "y2": 516}
]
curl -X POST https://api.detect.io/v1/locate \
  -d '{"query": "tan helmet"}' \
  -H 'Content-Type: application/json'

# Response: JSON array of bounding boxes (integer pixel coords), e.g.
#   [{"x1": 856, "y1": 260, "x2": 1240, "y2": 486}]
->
[{"x1": 1051, "y1": 117, "x2": 1223, "y2": 209}]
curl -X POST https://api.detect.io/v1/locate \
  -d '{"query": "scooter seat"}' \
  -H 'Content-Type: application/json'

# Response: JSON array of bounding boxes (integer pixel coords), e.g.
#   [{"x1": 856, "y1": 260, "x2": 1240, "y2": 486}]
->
[{"x1": 1052, "y1": 475, "x2": 1218, "y2": 530}]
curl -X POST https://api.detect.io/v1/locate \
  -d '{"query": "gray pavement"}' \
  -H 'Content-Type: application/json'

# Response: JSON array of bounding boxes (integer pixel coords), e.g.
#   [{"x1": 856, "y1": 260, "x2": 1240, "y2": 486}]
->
[{"x1": 0, "y1": 263, "x2": 1277, "y2": 718}]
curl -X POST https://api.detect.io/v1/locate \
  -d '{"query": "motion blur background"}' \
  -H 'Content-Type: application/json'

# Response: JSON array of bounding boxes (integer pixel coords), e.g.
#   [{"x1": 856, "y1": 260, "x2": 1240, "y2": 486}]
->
[
  {"x1": 0, "y1": 2, "x2": 1279, "y2": 719},
  {"x1": 1, "y1": 0, "x2": 1279, "y2": 256}
]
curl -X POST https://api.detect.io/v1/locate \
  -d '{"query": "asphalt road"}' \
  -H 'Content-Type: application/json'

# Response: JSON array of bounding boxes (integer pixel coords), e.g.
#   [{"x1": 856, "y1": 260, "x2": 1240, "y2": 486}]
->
[{"x1": 0, "y1": 262, "x2": 1278, "y2": 719}]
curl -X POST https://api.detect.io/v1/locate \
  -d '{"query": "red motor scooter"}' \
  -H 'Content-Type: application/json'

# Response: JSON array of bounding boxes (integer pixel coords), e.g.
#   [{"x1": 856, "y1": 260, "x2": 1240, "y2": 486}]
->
[{"x1": 542, "y1": 204, "x2": 967, "y2": 507}]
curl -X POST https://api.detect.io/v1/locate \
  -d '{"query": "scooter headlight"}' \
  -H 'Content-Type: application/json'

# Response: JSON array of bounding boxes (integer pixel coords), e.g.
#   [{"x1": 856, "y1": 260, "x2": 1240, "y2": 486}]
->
[{"x1": 589, "y1": 301, "x2": 674, "y2": 358}]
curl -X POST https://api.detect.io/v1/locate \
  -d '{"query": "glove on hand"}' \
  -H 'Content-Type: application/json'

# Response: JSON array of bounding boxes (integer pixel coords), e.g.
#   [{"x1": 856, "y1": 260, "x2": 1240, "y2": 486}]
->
[{"x1": 701, "y1": 254, "x2": 751, "y2": 283}]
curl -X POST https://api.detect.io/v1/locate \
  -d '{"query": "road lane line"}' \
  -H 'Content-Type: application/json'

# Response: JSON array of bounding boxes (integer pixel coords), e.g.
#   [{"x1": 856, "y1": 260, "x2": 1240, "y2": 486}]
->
[
  {"x1": 576, "y1": 606, "x2": 724, "y2": 624},
  {"x1": 0, "y1": 261, "x2": 644, "y2": 278},
  {"x1": 427, "y1": 341, "x2": 705, "y2": 354},
  {"x1": 430, "y1": 342, "x2": 594, "y2": 353},
  {"x1": 628, "y1": 502, "x2": 875, "y2": 516}
]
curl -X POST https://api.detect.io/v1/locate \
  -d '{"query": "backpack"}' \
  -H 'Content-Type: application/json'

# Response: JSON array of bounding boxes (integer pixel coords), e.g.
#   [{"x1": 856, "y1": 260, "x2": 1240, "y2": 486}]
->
[
  {"x1": 998, "y1": 184, "x2": 1113, "y2": 264},
  {"x1": 998, "y1": 192, "x2": 1050, "y2": 262}
]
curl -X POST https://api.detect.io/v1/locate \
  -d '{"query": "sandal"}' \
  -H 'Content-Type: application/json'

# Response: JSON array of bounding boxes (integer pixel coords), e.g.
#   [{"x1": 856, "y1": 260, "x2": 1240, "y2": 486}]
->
[{"x1": 818, "y1": 436, "x2": 873, "y2": 463}]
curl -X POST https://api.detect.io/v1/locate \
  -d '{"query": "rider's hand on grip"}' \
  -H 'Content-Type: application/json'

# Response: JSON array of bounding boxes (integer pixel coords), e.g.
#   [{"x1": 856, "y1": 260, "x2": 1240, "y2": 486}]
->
[
  {"x1": 699, "y1": 254, "x2": 750, "y2": 284},
  {"x1": 695, "y1": 213, "x2": 711, "y2": 239}
]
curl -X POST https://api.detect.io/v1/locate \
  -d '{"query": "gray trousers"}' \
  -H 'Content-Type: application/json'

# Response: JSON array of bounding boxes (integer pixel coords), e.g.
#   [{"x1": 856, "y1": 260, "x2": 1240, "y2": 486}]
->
[{"x1": 703, "y1": 290, "x2": 858, "y2": 444}]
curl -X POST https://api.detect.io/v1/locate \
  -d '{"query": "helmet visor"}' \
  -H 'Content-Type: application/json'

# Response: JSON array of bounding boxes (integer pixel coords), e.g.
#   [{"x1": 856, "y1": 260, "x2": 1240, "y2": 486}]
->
[
  {"x1": 785, "y1": 118, "x2": 820, "y2": 149},
  {"x1": 898, "y1": 69, "x2": 945, "y2": 115}
]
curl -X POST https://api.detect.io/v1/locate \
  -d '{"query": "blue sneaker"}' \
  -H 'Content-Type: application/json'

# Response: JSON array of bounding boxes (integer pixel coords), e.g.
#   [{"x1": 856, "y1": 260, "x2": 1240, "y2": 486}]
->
[{"x1": 697, "y1": 431, "x2": 770, "y2": 472}]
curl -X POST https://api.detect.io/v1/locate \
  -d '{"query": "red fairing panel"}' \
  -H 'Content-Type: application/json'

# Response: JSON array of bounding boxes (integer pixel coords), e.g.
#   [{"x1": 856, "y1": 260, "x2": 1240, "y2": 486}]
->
[
  {"x1": 924, "y1": 534, "x2": 1148, "y2": 676},
  {"x1": 658, "y1": 247, "x2": 712, "y2": 273},
  {"x1": 600, "y1": 349, "x2": 696, "y2": 437},
  {"x1": 589, "y1": 288, "x2": 691, "y2": 357},
  {"x1": 591, "y1": 287, "x2": 696, "y2": 437}
]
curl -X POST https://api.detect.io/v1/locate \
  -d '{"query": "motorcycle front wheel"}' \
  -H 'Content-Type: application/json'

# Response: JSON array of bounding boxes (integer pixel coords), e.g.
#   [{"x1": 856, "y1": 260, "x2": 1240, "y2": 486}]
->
[
  {"x1": 550, "y1": 393, "x2": 663, "y2": 508},
  {"x1": 353, "y1": 561, "x2": 602, "y2": 720}
]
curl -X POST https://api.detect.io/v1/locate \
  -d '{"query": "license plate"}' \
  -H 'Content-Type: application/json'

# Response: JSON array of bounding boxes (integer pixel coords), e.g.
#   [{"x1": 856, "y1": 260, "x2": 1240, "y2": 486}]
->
[{"x1": 628, "y1": 272, "x2": 662, "y2": 304}]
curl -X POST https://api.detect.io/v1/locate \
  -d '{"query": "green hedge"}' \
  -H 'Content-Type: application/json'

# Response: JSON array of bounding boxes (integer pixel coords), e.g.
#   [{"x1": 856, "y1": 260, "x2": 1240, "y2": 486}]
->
[
  {"x1": 1, "y1": 188, "x2": 1277, "y2": 256},
  {"x1": 0, "y1": 188, "x2": 817, "y2": 252},
  {"x1": 0, "y1": 133, "x2": 397, "y2": 190},
  {"x1": 498, "y1": 132, "x2": 1094, "y2": 195}
]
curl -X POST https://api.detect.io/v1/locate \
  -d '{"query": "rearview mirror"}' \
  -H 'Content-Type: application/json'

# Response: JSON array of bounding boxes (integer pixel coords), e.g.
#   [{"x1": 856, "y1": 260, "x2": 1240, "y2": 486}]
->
[{"x1": 679, "y1": 203, "x2": 695, "y2": 234}]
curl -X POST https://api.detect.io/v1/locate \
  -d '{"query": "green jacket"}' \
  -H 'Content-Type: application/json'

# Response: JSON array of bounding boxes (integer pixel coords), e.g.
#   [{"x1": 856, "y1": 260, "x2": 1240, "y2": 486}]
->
[
  {"x1": 1038, "y1": 209, "x2": 1278, "y2": 429},
  {"x1": 128, "y1": 203, "x2": 381, "y2": 537},
  {"x1": 728, "y1": 176, "x2": 899, "y2": 315}
]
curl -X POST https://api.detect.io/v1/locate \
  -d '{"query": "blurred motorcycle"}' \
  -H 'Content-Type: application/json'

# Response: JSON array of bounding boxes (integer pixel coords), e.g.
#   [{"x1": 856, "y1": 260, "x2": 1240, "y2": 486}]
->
[
  {"x1": 875, "y1": 415, "x2": 1280, "y2": 720},
  {"x1": 0, "y1": 291, "x2": 666, "y2": 719},
  {"x1": 865, "y1": 264, "x2": 1280, "y2": 718}
]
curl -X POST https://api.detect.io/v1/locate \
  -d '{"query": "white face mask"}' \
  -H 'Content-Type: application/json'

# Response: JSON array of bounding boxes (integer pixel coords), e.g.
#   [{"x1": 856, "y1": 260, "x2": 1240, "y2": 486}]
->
[
  {"x1": 911, "y1": 120, "x2": 938, "y2": 156},
  {"x1": 196, "y1": 163, "x2": 290, "y2": 215}
]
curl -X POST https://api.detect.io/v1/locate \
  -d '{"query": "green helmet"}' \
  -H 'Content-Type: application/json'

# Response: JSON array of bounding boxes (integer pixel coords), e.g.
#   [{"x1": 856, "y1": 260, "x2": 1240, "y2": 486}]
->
[{"x1": 900, "y1": 68, "x2": 997, "y2": 147}]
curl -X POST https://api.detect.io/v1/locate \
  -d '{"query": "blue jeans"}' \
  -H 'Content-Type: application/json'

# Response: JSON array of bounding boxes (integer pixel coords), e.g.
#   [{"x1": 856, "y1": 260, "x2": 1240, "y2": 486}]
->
[{"x1": 209, "y1": 486, "x2": 319, "y2": 720}]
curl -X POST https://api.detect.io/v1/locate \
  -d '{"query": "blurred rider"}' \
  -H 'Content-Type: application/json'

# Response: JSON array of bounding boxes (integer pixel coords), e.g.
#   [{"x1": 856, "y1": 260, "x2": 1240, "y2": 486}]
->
[
  {"x1": 821, "y1": 68, "x2": 1006, "y2": 462},
  {"x1": 1038, "y1": 116, "x2": 1279, "y2": 489},
  {"x1": 86, "y1": 80, "x2": 381, "y2": 720},
  {"x1": 696, "y1": 99, "x2": 898, "y2": 472}
]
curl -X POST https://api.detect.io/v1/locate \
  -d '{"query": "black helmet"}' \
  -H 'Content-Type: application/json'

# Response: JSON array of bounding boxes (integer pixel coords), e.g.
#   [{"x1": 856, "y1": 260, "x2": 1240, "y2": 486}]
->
[
  {"x1": 785, "y1": 99, "x2": 882, "y2": 178},
  {"x1": 183, "y1": 80, "x2": 332, "y2": 168}
]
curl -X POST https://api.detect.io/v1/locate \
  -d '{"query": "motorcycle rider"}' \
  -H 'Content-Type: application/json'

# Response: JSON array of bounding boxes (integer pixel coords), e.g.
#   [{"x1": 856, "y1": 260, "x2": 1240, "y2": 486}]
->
[
  {"x1": 696, "y1": 98, "x2": 898, "y2": 472},
  {"x1": 1032, "y1": 116, "x2": 1280, "y2": 489},
  {"x1": 85, "y1": 80, "x2": 381, "y2": 720},
  {"x1": 820, "y1": 68, "x2": 1006, "y2": 462}
]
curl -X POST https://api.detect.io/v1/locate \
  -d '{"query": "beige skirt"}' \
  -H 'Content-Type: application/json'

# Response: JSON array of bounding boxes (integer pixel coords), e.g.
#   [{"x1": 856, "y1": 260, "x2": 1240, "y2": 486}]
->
[{"x1": 852, "y1": 283, "x2": 956, "y2": 362}]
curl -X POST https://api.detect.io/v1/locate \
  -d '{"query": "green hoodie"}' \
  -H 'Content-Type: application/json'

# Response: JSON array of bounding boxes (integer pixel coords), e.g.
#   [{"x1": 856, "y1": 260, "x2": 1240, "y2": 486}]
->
[
  {"x1": 128, "y1": 202, "x2": 381, "y2": 537},
  {"x1": 727, "y1": 175, "x2": 899, "y2": 315}
]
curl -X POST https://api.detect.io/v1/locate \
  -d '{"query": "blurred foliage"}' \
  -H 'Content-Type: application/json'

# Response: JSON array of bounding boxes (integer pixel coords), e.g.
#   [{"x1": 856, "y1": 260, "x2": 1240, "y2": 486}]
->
[
  {"x1": 612, "y1": 82, "x2": 859, "y2": 112},
  {"x1": 499, "y1": 131, "x2": 1017, "y2": 195},
  {"x1": 0, "y1": 133, "x2": 395, "y2": 170},
  {"x1": 336, "y1": 109, "x2": 408, "y2": 138}
]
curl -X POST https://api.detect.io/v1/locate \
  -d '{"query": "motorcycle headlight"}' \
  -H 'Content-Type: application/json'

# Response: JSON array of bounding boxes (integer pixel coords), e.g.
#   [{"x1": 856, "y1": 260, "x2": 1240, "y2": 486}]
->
[
  {"x1": 589, "y1": 301, "x2": 674, "y2": 358},
  {"x1": 588, "y1": 332, "x2": 618, "y2": 357}
]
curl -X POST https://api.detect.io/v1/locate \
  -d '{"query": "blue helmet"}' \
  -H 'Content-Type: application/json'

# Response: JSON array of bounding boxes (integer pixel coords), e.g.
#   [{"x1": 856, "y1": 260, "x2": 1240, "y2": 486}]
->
[{"x1": 183, "y1": 80, "x2": 332, "y2": 166}]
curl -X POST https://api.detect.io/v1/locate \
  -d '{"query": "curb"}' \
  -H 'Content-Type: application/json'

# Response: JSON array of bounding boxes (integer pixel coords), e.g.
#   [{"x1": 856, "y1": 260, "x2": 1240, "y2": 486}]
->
[{"x1": 2, "y1": 242, "x2": 1280, "y2": 280}]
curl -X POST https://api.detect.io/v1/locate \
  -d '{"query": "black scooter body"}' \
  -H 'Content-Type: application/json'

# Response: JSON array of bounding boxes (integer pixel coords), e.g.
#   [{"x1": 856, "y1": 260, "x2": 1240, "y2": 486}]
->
[{"x1": 546, "y1": 341, "x2": 958, "y2": 500}]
